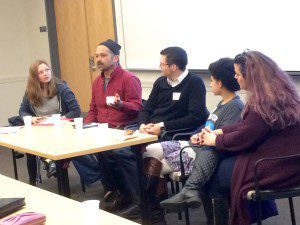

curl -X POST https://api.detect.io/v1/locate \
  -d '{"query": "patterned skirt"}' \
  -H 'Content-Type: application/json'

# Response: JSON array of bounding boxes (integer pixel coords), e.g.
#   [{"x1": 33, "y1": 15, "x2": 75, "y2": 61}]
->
[{"x1": 161, "y1": 141, "x2": 195, "y2": 175}]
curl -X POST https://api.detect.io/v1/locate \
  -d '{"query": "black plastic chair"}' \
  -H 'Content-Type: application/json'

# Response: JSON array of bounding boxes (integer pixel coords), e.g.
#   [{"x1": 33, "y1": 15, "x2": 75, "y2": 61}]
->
[
  {"x1": 162, "y1": 126, "x2": 204, "y2": 225},
  {"x1": 247, "y1": 154, "x2": 300, "y2": 225},
  {"x1": 165, "y1": 145, "x2": 200, "y2": 225},
  {"x1": 160, "y1": 127, "x2": 200, "y2": 141}
]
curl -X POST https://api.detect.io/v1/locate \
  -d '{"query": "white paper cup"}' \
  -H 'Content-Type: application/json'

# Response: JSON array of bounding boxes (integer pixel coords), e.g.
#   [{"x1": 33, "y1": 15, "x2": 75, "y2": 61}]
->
[
  {"x1": 23, "y1": 116, "x2": 32, "y2": 127},
  {"x1": 106, "y1": 96, "x2": 115, "y2": 105},
  {"x1": 74, "y1": 117, "x2": 83, "y2": 129},
  {"x1": 81, "y1": 200, "x2": 100, "y2": 225},
  {"x1": 52, "y1": 114, "x2": 61, "y2": 125}
]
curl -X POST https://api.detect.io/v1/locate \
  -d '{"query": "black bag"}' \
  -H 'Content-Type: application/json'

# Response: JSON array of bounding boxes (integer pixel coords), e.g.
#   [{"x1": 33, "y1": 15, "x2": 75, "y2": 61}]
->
[
  {"x1": 8, "y1": 116, "x2": 24, "y2": 126},
  {"x1": 0, "y1": 198, "x2": 26, "y2": 218}
]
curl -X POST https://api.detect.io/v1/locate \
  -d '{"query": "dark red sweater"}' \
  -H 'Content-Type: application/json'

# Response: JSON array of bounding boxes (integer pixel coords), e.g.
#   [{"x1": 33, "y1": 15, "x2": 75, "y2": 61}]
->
[
  {"x1": 84, "y1": 66, "x2": 142, "y2": 127},
  {"x1": 216, "y1": 108, "x2": 300, "y2": 225}
]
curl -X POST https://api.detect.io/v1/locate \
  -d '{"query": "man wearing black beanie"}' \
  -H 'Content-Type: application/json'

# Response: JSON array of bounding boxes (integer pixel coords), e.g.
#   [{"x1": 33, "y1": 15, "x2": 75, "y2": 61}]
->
[
  {"x1": 72, "y1": 39, "x2": 142, "y2": 213},
  {"x1": 99, "y1": 39, "x2": 121, "y2": 55}
]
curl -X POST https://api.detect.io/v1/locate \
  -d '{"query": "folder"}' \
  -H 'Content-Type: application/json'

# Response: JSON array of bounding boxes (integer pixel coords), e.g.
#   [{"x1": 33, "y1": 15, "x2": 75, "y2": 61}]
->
[{"x1": 0, "y1": 198, "x2": 25, "y2": 218}]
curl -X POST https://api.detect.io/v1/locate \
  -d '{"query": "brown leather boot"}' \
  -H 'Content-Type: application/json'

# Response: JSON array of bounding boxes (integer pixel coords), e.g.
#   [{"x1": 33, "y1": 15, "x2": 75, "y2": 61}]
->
[
  {"x1": 144, "y1": 158, "x2": 166, "y2": 224},
  {"x1": 144, "y1": 157, "x2": 162, "y2": 177},
  {"x1": 156, "y1": 177, "x2": 168, "y2": 201}
]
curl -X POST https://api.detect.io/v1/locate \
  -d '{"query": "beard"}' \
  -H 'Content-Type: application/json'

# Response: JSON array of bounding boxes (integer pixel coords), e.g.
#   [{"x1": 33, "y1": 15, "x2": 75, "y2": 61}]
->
[
  {"x1": 97, "y1": 62, "x2": 106, "y2": 71},
  {"x1": 97, "y1": 62, "x2": 115, "y2": 72}
]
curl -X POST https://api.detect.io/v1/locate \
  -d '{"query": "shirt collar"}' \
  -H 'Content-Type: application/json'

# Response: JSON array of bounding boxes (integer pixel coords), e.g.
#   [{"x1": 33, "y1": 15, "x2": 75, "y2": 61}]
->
[{"x1": 167, "y1": 69, "x2": 188, "y2": 87}]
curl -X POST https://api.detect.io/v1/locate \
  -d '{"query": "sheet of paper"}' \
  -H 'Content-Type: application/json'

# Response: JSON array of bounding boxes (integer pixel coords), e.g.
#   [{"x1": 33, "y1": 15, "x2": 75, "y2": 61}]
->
[{"x1": 0, "y1": 126, "x2": 22, "y2": 134}]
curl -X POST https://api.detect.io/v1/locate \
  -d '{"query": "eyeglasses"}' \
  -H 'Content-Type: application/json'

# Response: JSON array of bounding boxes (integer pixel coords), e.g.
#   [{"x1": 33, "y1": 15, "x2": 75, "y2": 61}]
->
[
  {"x1": 159, "y1": 62, "x2": 170, "y2": 67},
  {"x1": 38, "y1": 68, "x2": 51, "y2": 75}
]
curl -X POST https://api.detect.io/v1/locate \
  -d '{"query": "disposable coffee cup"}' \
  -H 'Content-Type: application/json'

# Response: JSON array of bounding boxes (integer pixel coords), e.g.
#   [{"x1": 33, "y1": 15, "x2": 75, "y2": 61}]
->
[
  {"x1": 23, "y1": 116, "x2": 32, "y2": 127},
  {"x1": 74, "y1": 117, "x2": 83, "y2": 129},
  {"x1": 106, "y1": 96, "x2": 115, "y2": 105},
  {"x1": 52, "y1": 114, "x2": 61, "y2": 125}
]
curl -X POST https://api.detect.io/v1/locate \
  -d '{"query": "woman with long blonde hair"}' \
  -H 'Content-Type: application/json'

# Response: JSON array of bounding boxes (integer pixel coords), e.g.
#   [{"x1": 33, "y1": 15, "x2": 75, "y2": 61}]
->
[{"x1": 19, "y1": 60, "x2": 81, "y2": 185}]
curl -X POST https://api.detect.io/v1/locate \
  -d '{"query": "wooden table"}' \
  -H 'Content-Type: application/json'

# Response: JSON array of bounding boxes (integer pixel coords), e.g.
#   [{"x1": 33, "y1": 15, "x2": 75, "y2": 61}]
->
[
  {"x1": 0, "y1": 124, "x2": 158, "y2": 225},
  {"x1": 0, "y1": 124, "x2": 157, "y2": 160},
  {"x1": 0, "y1": 174, "x2": 139, "y2": 225}
]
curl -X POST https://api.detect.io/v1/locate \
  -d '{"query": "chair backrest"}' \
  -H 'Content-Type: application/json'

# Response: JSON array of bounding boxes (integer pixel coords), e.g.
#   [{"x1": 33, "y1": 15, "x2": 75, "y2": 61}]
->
[{"x1": 254, "y1": 153, "x2": 300, "y2": 193}]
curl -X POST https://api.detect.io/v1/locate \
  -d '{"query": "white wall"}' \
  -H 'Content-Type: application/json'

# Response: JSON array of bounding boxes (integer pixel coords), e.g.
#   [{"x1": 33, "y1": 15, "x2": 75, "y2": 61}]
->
[
  {"x1": 0, "y1": 0, "x2": 50, "y2": 125},
  {"x1": 0, "y1": 1, "x2": 299, "y2": 125},
  {"x1": 134, "y1": 70, "x2": 300, "y2": 113},
  {"x1": 115, "y1": 0, "x2": 300, "y2": 71}
]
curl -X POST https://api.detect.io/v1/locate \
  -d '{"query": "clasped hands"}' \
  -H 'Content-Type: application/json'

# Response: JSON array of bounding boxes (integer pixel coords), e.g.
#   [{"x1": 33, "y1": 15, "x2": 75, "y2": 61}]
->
[
  {"x1": 139, "y1": 123, "x2": 162, "y2": 135},
  {"x1": 190, "y1": 127, "x2": 223, "y2": 146}
]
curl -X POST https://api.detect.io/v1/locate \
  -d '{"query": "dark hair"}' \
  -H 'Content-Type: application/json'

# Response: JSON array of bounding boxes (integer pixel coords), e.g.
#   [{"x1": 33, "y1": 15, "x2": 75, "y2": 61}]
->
[
  {"x1": 160, "y1": 47, "x2": 188, "y2": 71},
  {"x1": 234, "y1": 50, "x2": 300, "y2": 130},
  {"x1": 208, "y1": 58, "x2": 240, "y2": 92}
]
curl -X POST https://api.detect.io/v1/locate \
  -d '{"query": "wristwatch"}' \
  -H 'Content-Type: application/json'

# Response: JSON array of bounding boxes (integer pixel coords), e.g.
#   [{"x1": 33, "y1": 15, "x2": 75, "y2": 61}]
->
[
  {"x1": 161, "y1": 125, "x2": 166, "y2": 133},
  {"x1": 159, "y1": 122, "x2": 166, "y2": 133}
]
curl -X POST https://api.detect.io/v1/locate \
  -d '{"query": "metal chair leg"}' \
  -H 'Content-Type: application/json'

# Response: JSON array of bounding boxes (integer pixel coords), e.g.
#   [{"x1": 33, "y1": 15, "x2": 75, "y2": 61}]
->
[
  {"x1": 12, "y1": 150, "x2": 18, "y2": 180},
  {"x1": 255, "y1": 199, "x2": 262, "y2": 225},
  {"x1": 184, "y1": 209, "x2": 190, "y2": 225},
  {"x1": 170, "y1": 180, "x2": 175, "y2": 194},
  {"x1": 36, "y1": 156, "x2": 42, "y2": 186},
  {"x1": 288, "y1": 198, "x2": 296, "y2": 225},
  {"x1": 175, "y1": 181, "x2": 182, "y2": 220}
]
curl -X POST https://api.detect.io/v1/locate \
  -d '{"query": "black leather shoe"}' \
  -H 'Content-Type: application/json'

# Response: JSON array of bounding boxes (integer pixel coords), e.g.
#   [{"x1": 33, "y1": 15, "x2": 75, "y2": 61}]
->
[
  {"x1": 150, "y1": 207, "x2": 167, "y2": 225},
  {"x1": 103, "y1": 190, "x2": 118, "y2": 202},
  {"x1": 117, "y1": 203, "x2": 140, "y2": 219},
  {"x1": 160, "y1": 187, "x2": 202, "y2": 212},
  {"x1": 104, "y1": 195, "x2": 133, "y2": 212}
]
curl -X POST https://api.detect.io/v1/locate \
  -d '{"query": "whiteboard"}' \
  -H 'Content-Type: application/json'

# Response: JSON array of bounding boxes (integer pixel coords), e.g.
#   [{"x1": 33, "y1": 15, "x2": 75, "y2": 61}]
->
[{"x1": 114, "y1": 0, "x2": 300, "y2": 71}]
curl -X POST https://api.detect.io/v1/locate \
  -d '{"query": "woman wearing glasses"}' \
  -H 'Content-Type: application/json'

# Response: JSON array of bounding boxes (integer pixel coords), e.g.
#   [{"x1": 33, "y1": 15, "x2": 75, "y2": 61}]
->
[
  {"x1": 198, "y1": 51, "x2": 300, "y2": 225},
  {"x1": 19, "y1": 60, "x2": 81, "y2": 185}
]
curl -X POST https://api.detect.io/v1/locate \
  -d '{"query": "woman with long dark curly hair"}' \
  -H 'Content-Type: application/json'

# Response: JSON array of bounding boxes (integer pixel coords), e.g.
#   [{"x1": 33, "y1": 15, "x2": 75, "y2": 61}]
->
[{"x1": 200, "y1": 51, "x2": 300, "y2": 225}]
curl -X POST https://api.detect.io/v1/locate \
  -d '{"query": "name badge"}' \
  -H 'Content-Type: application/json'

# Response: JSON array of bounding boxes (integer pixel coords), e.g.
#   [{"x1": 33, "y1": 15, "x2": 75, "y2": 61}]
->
[{"x1": 173, "y1": 92, "x2": 181, "y2": 100}]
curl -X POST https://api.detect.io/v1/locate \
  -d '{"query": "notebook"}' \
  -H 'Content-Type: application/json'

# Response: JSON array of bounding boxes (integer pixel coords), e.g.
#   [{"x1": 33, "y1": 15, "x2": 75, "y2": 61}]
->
[{"x1": 0, "y1": 198, "x2": 26, "y2": 219}]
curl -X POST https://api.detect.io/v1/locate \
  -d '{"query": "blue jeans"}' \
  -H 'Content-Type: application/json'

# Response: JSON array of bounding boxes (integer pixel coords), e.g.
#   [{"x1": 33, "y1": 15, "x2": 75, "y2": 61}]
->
[{"x1": 72, "y1": 154, "x2": 102, "y2": 185}]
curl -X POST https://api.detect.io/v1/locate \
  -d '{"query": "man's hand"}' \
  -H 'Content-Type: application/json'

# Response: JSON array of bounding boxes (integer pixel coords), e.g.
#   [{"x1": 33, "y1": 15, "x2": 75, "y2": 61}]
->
[
  {"x1": 139, "y1": 123, "x2": 154, "y2": 134},
  {"x1": 145, "y1": 123, "x2": 161, "y2": 135},
  {"x1": 108, "y1": 93, "x2": 123, "y2": 108},
  {"x1": 139, "y1": 124, "x2": 147, "y2": 133}
]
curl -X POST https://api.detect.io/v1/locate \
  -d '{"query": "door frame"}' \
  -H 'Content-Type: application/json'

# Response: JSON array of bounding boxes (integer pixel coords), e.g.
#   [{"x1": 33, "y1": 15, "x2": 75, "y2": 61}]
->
[{"x1": 44, "y1": 0, "x2": 118, "y2": 79}]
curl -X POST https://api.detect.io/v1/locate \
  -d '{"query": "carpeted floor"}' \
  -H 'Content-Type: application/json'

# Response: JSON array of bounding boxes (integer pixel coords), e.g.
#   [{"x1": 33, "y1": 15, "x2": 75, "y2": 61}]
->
[{"x1": 0, "y1": 147, "x2": 299, "y2": 225}]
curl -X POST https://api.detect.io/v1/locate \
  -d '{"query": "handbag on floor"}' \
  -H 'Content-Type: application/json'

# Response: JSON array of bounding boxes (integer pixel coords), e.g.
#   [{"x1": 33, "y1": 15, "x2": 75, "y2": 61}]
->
[
  {"x1": 0, "y1": 212, "x2": 46, "y2": 225},
  {"x1": 0, "y1": 198, "x2": 25, "y2": 219}
]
